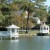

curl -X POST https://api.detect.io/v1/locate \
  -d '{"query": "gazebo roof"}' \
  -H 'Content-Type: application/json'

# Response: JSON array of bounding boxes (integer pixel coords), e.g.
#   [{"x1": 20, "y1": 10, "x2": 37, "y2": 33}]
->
[
  {"x1": 40, "y1": 23, "x2": 49, "y2": 27},
  {"x1": 6, "y1": 24, "x2": 20, "y2": 28}
]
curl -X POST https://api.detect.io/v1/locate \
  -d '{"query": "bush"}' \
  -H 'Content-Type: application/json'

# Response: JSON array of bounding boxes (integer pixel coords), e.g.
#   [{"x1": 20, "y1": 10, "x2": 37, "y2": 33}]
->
[{"x1": 31, "y1": 24, "x2": 40, "y2": 30}]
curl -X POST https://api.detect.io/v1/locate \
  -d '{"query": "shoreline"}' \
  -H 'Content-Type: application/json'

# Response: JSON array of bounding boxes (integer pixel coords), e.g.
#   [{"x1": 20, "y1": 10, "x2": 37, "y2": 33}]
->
[
  {"x1": 0, "y1": 33, "x2": 50, "y2": 40},
  {"x1": 19, "y1": 34, "x2": 37, "y2": 37}
]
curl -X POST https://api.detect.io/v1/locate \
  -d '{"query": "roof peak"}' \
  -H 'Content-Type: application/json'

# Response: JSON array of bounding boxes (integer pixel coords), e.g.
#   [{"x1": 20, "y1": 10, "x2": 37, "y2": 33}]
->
[{"x1": 6, "y1": 24, "x2": 20, "y2": 28}]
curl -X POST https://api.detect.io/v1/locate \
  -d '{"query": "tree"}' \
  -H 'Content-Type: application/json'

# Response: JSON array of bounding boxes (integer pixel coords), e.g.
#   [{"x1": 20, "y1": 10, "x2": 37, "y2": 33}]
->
[
  {"x1": 18, "y1": 0, "x2": 47, "y2": 33},
  {"x1": 48, "y1": 6, "x2": 50, "y2": 13},
  {"x1": 47, "y1": 6, "x2": 50, "y2": 23},
  {"x1": 0, "y1": 11, "x2": 5, "y2": 27},
  {"x1": 34, "y1": 1, "x2": 48, "y2": 21},
  {"x1": 0, "y1": 0, "x2": 48, "y2": 29},
  {"x1": 20, "y1": 2, "x2": 35, "y2": 33}
]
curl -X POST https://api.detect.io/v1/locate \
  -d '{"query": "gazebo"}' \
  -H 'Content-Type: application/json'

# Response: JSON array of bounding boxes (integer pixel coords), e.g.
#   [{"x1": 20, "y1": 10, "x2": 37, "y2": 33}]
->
[
  {"x1": 6, "y1": 24, "x2": 20, "y2": 39},
  {"x1": 40, "y1": 22, "x2": 49, "y2": 34}
]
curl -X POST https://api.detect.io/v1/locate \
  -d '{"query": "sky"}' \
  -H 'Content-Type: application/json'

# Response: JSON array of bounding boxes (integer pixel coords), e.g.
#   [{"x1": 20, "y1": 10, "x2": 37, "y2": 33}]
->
[
  {"x1": 45, "y1": 0, "x2": 50, "y2": 7},
  {"x1": 6, "y1": 0, "x2": 50, "y2": 7}
]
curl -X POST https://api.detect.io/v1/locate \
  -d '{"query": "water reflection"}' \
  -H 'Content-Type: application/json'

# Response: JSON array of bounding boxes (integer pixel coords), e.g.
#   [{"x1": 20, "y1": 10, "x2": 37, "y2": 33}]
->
[
  {"x1": 0, "y1": 40, "x2": 19, "y2": 50},
  {"x1": 0, "y1": 36, "x2": 50, "y2": 50},
  {"x1": 43, "y1": 36, "x2": 50, "y2": 39},
  {"x1": 10, "y1": 39, "x2": 19, "y2": 42}
]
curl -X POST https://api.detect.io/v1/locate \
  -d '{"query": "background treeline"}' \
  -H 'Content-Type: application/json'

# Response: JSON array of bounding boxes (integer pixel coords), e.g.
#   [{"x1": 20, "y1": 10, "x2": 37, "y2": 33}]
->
[{"x1": 0, "y1": 0, "x2": 50, "y2": 29}]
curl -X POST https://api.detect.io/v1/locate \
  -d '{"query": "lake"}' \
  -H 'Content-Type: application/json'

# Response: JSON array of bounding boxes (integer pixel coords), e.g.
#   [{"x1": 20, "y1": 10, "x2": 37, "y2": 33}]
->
[{"x1": 0, "y1": 36, "x2": 50, "y2": 50}]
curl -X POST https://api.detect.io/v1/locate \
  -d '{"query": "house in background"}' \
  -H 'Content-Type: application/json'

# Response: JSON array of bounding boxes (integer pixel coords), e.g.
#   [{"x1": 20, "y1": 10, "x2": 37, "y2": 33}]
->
[
  {"x1": 25, "y1": 11, "x2": 41, "y2": 25},
  {"x1": 33, "y1": 17, "x2": 41, "y2": 24}
]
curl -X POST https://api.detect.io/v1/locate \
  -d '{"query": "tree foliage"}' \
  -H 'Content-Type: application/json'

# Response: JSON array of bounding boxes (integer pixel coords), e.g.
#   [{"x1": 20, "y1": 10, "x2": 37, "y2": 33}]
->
[{"x1": 0, "y1": 0, "x2": 48, "y2": 29}]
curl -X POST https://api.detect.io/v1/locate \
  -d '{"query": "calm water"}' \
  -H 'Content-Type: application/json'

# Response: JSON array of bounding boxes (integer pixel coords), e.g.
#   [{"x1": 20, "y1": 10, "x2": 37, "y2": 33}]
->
[{"x1": 0, "y1": 36, "x2": 50, "y2": 50}]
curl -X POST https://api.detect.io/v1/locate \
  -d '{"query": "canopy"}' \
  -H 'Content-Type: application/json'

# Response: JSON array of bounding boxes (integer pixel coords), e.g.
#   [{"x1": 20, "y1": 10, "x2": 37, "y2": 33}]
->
[{"x1": 6, "y1": 24, "x2": 20, "y2": 28}]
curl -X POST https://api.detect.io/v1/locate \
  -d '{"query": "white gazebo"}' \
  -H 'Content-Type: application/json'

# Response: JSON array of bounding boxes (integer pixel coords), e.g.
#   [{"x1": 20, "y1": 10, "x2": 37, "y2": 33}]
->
[
  {"x1": 6, "y1": 24, "x2": 20, "y2": 39},
  {"x1": 40, "y1": 22, "x2": 49, "y2": 34}
]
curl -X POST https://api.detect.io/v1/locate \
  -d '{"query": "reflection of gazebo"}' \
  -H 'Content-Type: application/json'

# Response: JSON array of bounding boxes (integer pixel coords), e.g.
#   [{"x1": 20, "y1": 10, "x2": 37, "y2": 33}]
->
[
  {"x1": 6, "y1": 24, "x2": 20, "y2": 39},
  {"x1": 40, "y1": 23, "x2": 49, "y2": 34}
]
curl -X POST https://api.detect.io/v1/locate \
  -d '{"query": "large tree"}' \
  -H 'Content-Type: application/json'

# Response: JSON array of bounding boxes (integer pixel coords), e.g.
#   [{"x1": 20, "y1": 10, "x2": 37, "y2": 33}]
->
[
  {"x1": 16, "y1": 0, "x2": 47, "y2": 33},
  {"x1": 47, "y1": 6, "x2": 50, "y2": 23},
  {"x1": 0, "y1": 0, "x2": 48, "y2": 29},
  {"x1": 20, "y1": 2, "x2": 35, "y2": 33}
]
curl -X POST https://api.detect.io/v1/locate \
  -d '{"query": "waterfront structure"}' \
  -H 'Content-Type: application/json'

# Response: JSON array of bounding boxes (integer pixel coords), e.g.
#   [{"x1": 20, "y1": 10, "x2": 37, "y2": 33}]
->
[
  {"x1": 40, "y1": 22, "x2": 49, "y2": 34},
  {"x1": 6, "y1": 24, "x2": 20, "y2": 39}
]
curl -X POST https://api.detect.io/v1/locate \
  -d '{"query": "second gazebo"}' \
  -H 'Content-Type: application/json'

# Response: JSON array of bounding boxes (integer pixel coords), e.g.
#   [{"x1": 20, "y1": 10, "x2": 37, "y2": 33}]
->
[{"x1": 37, "y1": 22, "x2": 49, "y2": 36}]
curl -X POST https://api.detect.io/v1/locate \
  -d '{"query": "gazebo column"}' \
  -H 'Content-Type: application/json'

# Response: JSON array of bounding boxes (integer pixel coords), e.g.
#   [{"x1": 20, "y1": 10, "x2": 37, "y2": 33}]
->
[
  {"x1": 15, "y1": 28, "x2": 17, "y2": 33},
  {"x1": 10, "y1": 29, "x2": 12, "y2": 33},
  {"x1": 17, "y1": 29, "x2": 19, "y2": 33},
  {"x1": 9, "y1": 28, "x2": 12, "y2": 39},
  {"x1": 48, "y1": 26, "x2": 49, "y2": 33},
  {"x1": 7, "y1": 29, "x2": 10, "y2": 37},
  {"x1": 40, "y1": 27, "x2": 43, "y2": 33}
]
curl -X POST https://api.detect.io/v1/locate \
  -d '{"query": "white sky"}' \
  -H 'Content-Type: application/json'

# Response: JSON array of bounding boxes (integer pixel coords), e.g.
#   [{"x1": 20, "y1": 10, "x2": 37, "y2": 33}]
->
[{"x1": 45, "y1": 0, "x2": 50, "y2": 7}]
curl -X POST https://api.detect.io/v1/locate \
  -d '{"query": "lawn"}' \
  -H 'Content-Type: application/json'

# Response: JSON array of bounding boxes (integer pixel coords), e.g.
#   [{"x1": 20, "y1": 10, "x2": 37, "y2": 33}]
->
[{"x1": 19, "y1": 30, "x2": 39, "y2": 37}]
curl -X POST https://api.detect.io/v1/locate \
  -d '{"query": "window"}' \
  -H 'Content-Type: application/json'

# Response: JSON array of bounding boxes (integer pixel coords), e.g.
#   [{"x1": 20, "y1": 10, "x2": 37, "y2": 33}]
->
[{"x1": 47, "y1": 27, "x2": 48, "y2": 30}]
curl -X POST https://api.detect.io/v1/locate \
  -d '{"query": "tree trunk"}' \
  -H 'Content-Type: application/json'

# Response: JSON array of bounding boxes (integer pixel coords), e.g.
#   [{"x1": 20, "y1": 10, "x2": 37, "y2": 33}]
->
[
  {"x1": 26, "y1": 9, "x2": 29, "y2": 33},
  {"x1": 21, "y1": 16, "x2": 23, "y2": 33}
]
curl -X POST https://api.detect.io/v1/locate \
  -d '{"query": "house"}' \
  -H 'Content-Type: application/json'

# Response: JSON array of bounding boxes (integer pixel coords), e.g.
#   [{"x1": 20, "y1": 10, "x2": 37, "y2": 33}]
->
[{"x1": 33, "y1": 17, "x2": 41, "y2": 24}]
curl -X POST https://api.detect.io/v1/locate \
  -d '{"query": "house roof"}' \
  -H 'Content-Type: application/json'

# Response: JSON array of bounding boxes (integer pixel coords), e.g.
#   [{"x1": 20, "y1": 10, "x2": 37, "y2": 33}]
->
[{"x1": 6, "y1": 24, "x2": 20, "y2": 28}]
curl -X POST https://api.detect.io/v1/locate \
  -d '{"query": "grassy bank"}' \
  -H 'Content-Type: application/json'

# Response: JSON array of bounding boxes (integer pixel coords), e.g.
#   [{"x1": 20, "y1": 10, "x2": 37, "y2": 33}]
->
[
  {"x1": 19, "y1": 30, "x2": 50, "y2": 37},
  {"x1": 19, "y1": 30, "x2": 39, "y2": 37}
]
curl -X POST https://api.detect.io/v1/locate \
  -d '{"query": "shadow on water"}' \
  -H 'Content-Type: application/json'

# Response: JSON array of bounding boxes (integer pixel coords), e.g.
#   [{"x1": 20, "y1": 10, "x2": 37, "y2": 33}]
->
[{"x1": 10, "y1": 39, "x2": 19, "y2": 42}]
